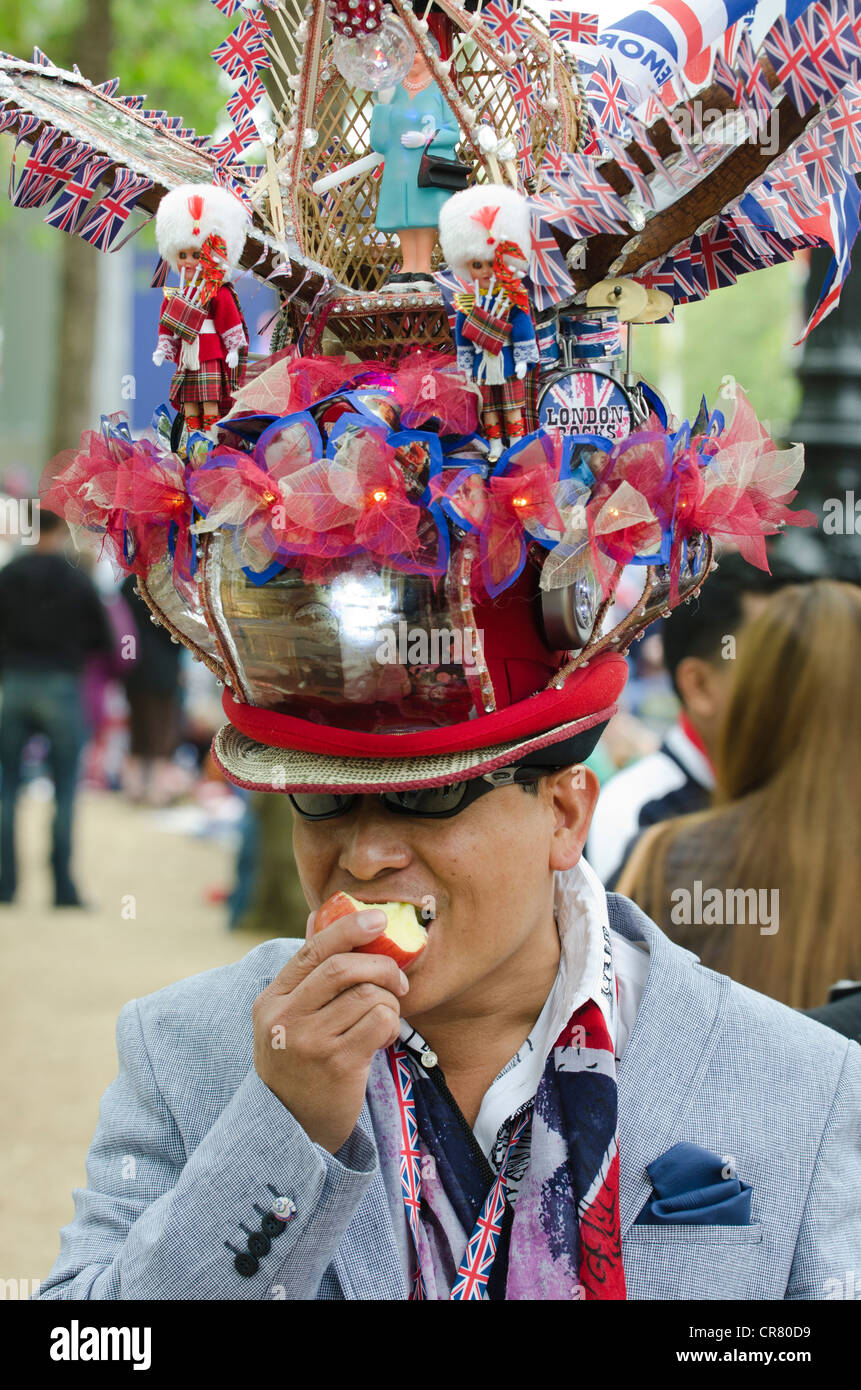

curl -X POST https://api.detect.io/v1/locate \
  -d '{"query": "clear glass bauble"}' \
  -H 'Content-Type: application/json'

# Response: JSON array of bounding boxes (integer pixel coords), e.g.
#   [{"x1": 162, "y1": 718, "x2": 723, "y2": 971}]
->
[{"x1": 332, "y1": 16, "x2": 416, "y2": 91}]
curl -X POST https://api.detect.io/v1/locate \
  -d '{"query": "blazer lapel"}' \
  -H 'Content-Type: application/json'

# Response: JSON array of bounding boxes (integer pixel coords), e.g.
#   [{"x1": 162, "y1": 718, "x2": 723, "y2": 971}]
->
[{"x1": 607, "y1": 895, "x2": 732, "y2": 1235}]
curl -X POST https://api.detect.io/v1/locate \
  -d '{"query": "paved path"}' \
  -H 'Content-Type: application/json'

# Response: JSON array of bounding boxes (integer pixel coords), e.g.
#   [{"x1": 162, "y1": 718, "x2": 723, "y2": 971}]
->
[{"x1": 0, "y1": 787, "x2": 274, "y2": 1297}]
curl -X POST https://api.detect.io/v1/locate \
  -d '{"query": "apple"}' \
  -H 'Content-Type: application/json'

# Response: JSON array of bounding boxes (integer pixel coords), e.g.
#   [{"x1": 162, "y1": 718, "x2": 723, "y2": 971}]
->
[{"x1": 315, "y1": 890, "x2": 428, "y2": 968}]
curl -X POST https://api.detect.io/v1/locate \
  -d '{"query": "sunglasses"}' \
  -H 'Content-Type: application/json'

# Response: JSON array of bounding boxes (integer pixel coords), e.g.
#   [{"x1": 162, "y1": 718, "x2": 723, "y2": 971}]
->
[{"x1": 288, "y1": 764, "x2": 560, "y2": 821}]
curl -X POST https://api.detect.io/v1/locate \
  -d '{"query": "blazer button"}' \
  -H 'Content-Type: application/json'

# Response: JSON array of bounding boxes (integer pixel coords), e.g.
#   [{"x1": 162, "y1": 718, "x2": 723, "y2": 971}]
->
[
  {"x1": 234, "y1": 1252, "x2": 259, "y2": 1277},
  {"x1": 248, "y1": 1231, "x2": 271, "y2": 1258},
  {"x1": 262, "y1": 1213, "x2": 282, "y2": 1238}
]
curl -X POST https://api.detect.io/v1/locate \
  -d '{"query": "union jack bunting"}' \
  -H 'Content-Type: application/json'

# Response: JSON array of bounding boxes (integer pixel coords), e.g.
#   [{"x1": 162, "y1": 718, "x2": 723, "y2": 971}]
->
[
  {"x1": 794, "y1": 121, "x2": 841, "y2": 203},
  {"x1": 811, "y1": 0, "x2": 861, "y2": 94},
  {"x1": 745, "y1": 177, "x2": 811, "y2": 241},
  {"x1": 690, "y1": 224, "x2": 756, "y2": 293},
  {"x1": 547, "y1": 10, "x2": 599, "y2": 45},
  {"x1": 482, "y1": 0, "x2": 529, "y2": 56},
  {"x1": 94, "y1": 77, "x2": 120, "y2": 96},
  {"x1": 0, "y1": 107, "x2": 21, "y2": 135},
  {"x1": 540, "y1": 139, "x2": 569, "y2": 178},
  {"x1": 585, "y1": 56, "x2": 634, "y2": 141},
  {"x1": 527, "y1": 218, "x2": 576, "y2": 311},
  {"x1": 604, "y1": 133, "x2": 655, "y2": 209},
  {"x1": 76, "y1": 168, "x2": 152, "y2": 251},
  {"x1": 141, "y1": 110, "x2": 169, "y2": 124},
  {"x1": 211, "y1": 0, "x2": 243, "y2": 13},
  {"x1": 515, "y1": 123, "x2": 535, "y2": 181},
  {"x1": 762, "y1": 13, "x2": 832, "y2": 115},
  {"x1": 711, "y1": 51, "x2": 745, "y2": 107},
  {"x1": 31, "y1": 46, "x2": 53, "y2": 66},
  {"x1": 119, "y1": 95, "x2": 145, "y2": 110},
  {"x1": 212, "y1": 164, "x2": 255, "y2": 211},
  {"x1": 734, "y1": 29, "x2": 774, "y2": 113},
  {"x1": 505, "y1": 63, "x2": 537, "y2": 119},
  {"x1": 227, "y1": 78, "x2": 265, "y2": 124},
  {"x1": 210, "y1": 114, "x2": 259, "y2": 161},
  {"x1": 828, "y1": 89, "x2": 861, "y2": 170},
  {"x1": 11, "y1": 128, "x2": 81, "y2": 209},
  {"x1": 795, "y1": 170, "x2": 861, "y2": 338},
  {"x1": 42, "y1": 152, "x2": 111, "y2": 233},
  {"x1": 211, "y1": 18, "x2": 271, "y2": 82}
]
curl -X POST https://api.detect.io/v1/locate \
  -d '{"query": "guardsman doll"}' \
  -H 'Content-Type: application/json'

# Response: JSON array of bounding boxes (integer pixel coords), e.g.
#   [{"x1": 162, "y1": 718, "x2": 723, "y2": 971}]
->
[
  {"x1": 152, "y1": 183, "x2": 251, "y2": 435},
  {"x1": 439, "y1": 186, "x2": 538, "y2": 460}
]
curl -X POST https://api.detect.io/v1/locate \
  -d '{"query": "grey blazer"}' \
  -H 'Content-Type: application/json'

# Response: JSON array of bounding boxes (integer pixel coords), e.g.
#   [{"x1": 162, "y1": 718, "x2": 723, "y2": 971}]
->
[{"x1": 35, "y1": 895, "x2": 861, "y2": 1300}]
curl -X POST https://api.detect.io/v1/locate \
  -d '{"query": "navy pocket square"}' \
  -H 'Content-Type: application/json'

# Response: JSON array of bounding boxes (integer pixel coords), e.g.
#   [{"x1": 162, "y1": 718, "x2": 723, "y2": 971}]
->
[{"x1": 635, "y1": 1142, "x2": 752, "y2": 1226}]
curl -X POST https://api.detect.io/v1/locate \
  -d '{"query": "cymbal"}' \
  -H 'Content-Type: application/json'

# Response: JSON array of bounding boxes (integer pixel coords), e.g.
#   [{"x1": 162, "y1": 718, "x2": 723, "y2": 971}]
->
[
  {"x1": 630, "y1": 287, "x2": 674, "y2": 323},
  {"x1": 584, "y1": 277, "x2": 648, "y2": 321}
]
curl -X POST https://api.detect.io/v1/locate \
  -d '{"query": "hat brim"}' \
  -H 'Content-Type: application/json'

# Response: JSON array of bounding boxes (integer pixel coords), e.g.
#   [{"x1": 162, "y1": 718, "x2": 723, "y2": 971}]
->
[{"x1": 210, "y1": 654, "x2": 626, "y2": 793}]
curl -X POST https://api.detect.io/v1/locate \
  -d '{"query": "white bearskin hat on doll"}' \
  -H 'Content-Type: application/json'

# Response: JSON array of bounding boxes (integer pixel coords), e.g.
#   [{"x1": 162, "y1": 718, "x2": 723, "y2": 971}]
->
[
  {"x1": 438, "y1": 185, "x2": 531, "y2": 277},
  {"x1": 155, "y1": 183, "x2": 250, "y2": 274}
]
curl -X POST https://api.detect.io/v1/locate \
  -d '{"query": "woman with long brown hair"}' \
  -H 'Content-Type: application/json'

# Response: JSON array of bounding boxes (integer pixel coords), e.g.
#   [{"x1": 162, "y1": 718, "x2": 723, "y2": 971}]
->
[{"x1": 616, "y1": 579, "x2": 861, "y2": 1009}]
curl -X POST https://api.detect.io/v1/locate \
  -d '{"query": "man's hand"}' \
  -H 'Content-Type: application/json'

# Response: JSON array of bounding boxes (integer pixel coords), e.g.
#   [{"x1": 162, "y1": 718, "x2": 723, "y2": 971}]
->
[{"x1": 253, "y1": 907, "x2": 409, "y2": 1154}]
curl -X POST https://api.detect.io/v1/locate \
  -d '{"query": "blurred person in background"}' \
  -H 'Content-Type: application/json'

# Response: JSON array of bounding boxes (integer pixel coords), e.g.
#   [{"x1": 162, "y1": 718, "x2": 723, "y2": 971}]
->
[
  {"x1": 586, "y1": 553, "x2": 796, "y2": 885},
  {"x1": 0, "y1": 510, "x2": 113, "y2": 906},
  {"x1": 119, "y1": 574, "x2": 186, "y2": 807},
  {"x1": 615, "y1": 580, "x2": 861, "y2": 1011}
]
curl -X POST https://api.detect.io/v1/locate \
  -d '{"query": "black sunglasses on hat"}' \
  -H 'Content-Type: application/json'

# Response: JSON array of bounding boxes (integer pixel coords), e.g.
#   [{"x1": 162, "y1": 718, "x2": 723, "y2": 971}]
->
[{"x1": 288, "y1": 763, "x2": 570, "y2": 821}]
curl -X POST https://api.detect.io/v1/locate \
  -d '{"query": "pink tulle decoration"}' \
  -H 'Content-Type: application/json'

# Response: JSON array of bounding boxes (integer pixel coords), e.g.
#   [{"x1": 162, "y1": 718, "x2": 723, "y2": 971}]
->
[{"x1": 392, "y1": 352, "x2": 481, "y2": 435}]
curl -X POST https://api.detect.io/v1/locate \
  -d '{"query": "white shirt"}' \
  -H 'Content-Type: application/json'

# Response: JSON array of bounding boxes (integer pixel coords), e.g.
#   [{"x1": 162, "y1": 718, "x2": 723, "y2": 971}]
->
[{"x1": 397, "y1": 857, "x2": 650, "y2": 1159}]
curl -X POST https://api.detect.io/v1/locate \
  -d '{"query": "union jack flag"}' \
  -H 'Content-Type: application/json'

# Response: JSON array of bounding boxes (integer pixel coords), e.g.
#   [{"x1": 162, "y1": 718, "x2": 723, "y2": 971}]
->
[
  {"x1": 690, "y1": 225, "x2": 756, "y2": 293},
  {"x1": 585, "y1": 56, "x2": 634, "y2": 142},
  {"x1": 211, "y1": 18, "x2": 271, "y2": 82},
  {"x1": 227, "y1": 78, "x2": 265, "y2": 124},
  {"x1": 11, "y1": 128, "x2": 81, "y2": 209},
  {"x1": 516, "y1": 123, "x2": 535, "y2": 182},
  {"x1": 745, "y1": 178, "x2": 809, "y2": 241},
  {"x1": 761, "y1": 14, "x2": 832, "y2": 115},
  {"x1": 119, "y1": 95, "x2": 145, "y2": 110},
  {"x1": 540, "y1": 139, "x2": 569, "y2": 178},
  {"x1": 711, "y1": 52, "x2": 745, "y2": 108},
  {"x1": 94, "y1": 77, "x2": 120, "y2": 96},
  {"x1": 527, "y1": 218, "x2": 576, "y2": 311},
  {"x1": 547, "y1": 10, "x2": 598, "y2": 46},
  {"x1": 76, "y1": 168, "x2": 153, "y2": 250},
  {"x1": 211, "y1": 113, "x2": 259, "y2": 161},
  {"x1": 31, "y1": 46, "x2": 53, "y2": 66},
  {"x1": 505, "y1": 63, "x2": 537, "y2": 119},
  {"x1": 482, "y1": 0, "x2": 529, "y2": 56},
  {"x1": 734, "y1": 30, "x2": 773, "y2": 114},
  {"x1": 829, "y1": 90, "x2": 861, "y2": 170},
  {"x1": 142, "y1": 110, "x2": 169, "y2": 124},
  {"x1": 812, "y1": 0, "x2": 861, "y2": 94},
  {"x1": 604, "y1": 133, "x2": 655, "y2": 209},
  {"x1": 794, "y1": 121, "x2": 841, "y2": 203},
  {"x1": 211, "y1": 0, "x2": 243, "y2": 13},
  {"x1": 0, "y1": 106, "x2": 21, "y2": 135},
  {"x1": 43, "y1": 152, "x2": 111, "y2": 233},
  {"x1": 640, "y1": 259, "x2": 680, "y2": 304}
]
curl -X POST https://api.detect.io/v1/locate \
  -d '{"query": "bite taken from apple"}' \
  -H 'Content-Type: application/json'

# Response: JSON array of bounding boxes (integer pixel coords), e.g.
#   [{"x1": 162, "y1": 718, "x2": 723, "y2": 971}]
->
[{"x1": 315, "y1": 891, "x2": 428, "y2": 969}]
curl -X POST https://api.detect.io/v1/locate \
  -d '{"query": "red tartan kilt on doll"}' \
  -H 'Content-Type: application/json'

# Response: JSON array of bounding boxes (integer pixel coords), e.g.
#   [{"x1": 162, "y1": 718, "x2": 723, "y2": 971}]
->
[
  {"x1": 160, "y1": 284, "x2": 248, "y2": 416},
  {"x1": 480, "y1": 377, "x2": 527, "y2": 412}
]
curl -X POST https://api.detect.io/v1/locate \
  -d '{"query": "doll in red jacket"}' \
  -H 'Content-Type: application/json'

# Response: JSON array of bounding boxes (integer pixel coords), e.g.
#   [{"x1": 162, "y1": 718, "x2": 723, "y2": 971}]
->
[{"x1": 152, "y1": 183, "x2": 251, "y2": 434}]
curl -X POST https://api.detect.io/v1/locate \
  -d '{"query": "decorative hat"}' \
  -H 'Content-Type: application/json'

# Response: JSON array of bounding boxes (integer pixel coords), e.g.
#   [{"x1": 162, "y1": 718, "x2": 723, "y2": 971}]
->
[
  {"x1": 154, "y1": 183, "x2": 250, "y2": 274},
  {"x1": 438, "y1": 186, "x2": 531, "y2": 277}
]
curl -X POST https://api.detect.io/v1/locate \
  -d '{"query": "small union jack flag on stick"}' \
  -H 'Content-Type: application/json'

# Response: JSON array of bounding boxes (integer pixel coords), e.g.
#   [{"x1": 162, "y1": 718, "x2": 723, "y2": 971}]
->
[
  {"x1": 505, "y1": 63, "x2": 537, "y2": 119},
  {"x1": 76, "y1": 168, "x2": 153, "y2": 251},
  {"x1": 585, "y1": 56, "x2": 634, "y2": 142},
  {"x1": 526, "y1": 218, "x2": 576, "y2": 311},
  {"x1": 211, "y1": 113, "x2": 260, "y2": 162},
  {"x1": 211, "y1": 18, "x2": 271, "y2": 82},
  {"x1": 828, "y1": 89, "x2": 861, "y2": 171},
  {"x1": 482, "y1": 0, "x2": 529, "y2": 56},
  {"x1": 761, "y1": 13, "x2": 832, "y2": 116},
  {"x1": 547, "y1": 11, "x2": 599, "y2": 46},
  {"x1": 227, "y1": 78, "x2": 265, "y2": 124},
  {"x1": 211, "y1": 0, "x2": 243, "y2": 14}
]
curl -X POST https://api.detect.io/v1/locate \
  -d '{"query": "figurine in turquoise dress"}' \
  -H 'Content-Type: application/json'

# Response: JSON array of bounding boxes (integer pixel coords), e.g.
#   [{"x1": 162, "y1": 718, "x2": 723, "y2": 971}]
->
[{"x1": 369, "y1": 45, "x2": 460, "y2": 288}]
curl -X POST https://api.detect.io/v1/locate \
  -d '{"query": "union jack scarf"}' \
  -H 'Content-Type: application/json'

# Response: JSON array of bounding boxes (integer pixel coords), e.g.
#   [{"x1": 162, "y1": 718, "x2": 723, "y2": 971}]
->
[{"x1": 366, "y1": 908, "x2": 626, "y2": 1300}]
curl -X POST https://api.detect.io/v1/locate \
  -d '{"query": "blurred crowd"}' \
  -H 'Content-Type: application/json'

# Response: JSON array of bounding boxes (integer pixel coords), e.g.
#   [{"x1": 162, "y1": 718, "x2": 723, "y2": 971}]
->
[{"x1": 0, "y1": 508, "x2": 858, "y2": 1036}]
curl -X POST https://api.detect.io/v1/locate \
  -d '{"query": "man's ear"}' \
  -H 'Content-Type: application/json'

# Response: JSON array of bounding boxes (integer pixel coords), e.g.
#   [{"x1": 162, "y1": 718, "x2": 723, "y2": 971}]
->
[{"x1": 546, "y1": 765, "x2": 600, "y2": 872}]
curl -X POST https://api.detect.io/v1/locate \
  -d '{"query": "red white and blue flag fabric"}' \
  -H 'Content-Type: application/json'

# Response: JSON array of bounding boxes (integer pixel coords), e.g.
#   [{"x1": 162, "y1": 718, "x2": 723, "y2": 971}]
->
[
  {"x1": 482, "y1": 0, "x2": 530, "y2": 56},
  {"x1": 76, "y1": 168, "x2": 152, "y2": 250},
  {"x1": 527, "y1": 218, "x2": 577, "y2": 311},
  {"x1": 547, "y1": 10, "x2": 599, "y2": 45},
  {"x1": 211, "y1": 0, "x2": 243, "y2": 14},
  {"x1": 42, "y1": 152, "x2": 112, "y2": 234},
  {"x1": 227, "y1": 78, "x2": 265, "y2": 124},
  {"x1": 505, "y1": 63, "x2": 537, "y2": 119},
  {"x1": 585, "y1": 55, "x2": 636, "y2": 141},
  {"x1": 211, "y1": 18, "x2": 271, "y2": 82},
  {"x1": 211, "y1": 113, "x2": 259, "y2": 162}
]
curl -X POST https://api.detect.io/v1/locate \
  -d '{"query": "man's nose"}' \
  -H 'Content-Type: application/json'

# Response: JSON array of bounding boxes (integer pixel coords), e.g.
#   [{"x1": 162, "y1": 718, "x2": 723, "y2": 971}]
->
[{"x1": 336, "y1": 803, "x2": 413, "y2": 881}]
